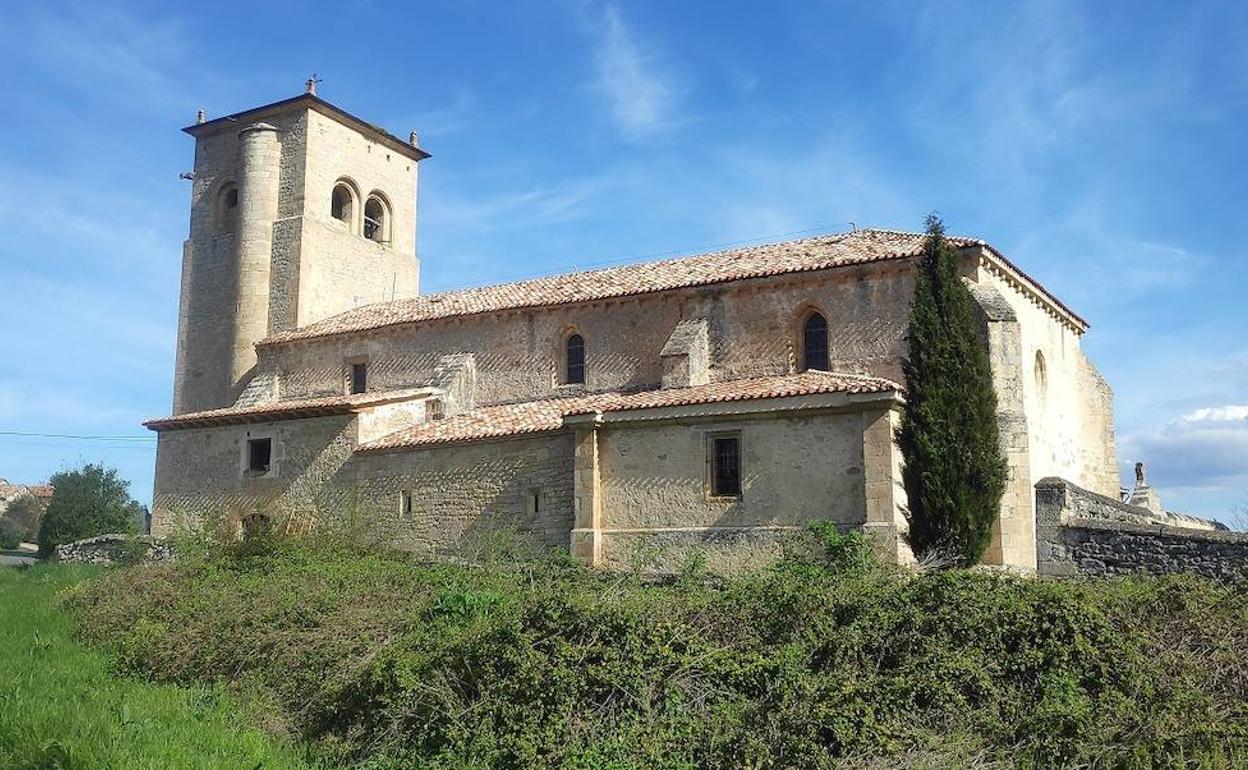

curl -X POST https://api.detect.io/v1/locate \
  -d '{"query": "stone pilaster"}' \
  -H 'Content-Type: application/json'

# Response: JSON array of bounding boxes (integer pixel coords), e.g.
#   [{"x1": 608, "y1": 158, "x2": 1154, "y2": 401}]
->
[
  {"x1": 967, "y1": 280, "x2": 1035, "y2": 571},
  {"x1": 570, "y1": 424, "x2": 603, "y2": 565},
  {"x1": 860, "y1": 406, "x2": 912, "y2": 563}
]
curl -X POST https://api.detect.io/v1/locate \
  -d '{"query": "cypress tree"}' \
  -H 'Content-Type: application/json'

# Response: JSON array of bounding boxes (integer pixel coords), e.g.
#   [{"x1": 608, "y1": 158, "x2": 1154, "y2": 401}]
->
[{"x1": 897, "y1": 214, "x2": 1008, "y2": 566}]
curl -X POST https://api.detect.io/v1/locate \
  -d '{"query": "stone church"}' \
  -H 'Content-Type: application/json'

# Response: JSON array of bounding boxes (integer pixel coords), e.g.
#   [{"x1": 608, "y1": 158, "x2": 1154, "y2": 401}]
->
[{"x1": 146, "y1": 90, "x2": 1123, "y2": 572}]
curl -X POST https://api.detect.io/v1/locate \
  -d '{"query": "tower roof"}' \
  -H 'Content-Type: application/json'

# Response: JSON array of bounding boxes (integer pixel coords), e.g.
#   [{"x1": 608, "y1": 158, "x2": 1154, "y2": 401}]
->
[{"x1": 183, "y1": 93, "x2": 431, "y2": 162}]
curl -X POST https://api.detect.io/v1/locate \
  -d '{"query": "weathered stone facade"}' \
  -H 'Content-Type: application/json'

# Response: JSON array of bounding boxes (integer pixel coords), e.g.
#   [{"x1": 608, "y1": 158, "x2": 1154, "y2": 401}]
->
[
  {"x1": 1035, "y1": 477, "x2": 1246, "y2": 581},
  {"x1": 147, "y1": 92, "x2": 1129, "y2": 573},
  {"x1": 173, "y1": 95, "x2": 425, "y2": 414}
]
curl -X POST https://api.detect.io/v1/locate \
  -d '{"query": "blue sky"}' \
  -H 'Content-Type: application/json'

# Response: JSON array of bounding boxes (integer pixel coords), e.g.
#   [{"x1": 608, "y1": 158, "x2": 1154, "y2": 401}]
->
[{"x1": 1, "y1": 0, "x2": 1245, "y2": 522}]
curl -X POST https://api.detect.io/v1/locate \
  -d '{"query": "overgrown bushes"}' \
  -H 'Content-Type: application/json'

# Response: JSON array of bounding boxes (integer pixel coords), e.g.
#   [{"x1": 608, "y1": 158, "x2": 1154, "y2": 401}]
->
[{"x1": 68, "y1": 534, "x2": 1248, "y2": 769}]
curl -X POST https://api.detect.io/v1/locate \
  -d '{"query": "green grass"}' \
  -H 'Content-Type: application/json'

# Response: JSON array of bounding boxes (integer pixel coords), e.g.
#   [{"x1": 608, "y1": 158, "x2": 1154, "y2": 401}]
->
[
  {"x1": 65, "y1": 534, "x2": 1248, "y2": 769},
  {"x1": 0, "y1": 563, "x2": 319, "y2": 770}
]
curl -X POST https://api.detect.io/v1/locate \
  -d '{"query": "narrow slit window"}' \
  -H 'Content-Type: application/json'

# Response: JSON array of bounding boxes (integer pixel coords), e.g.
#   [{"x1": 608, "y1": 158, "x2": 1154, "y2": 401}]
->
[
  {"x1": 400, "y1": 490, "x2": 414, "y2": 518},
  {"x1": 218, "y1": 184, "x2": 239, "y2": 232},
  {"x1": 802, "y1": 312, "x2": 829, "y2": 371},
  {"x1": 246, "y1": 438, "x2": 272, "y2": 475},
  {"x1": 710, "y1": 434, "x2": 741, "y2": 497},
  {"x1": 350, "y1": 362, "x2": 367, "y2": 394},
  {"x1": 565, "y1": 334, "x2": 585, "y2": 384}
]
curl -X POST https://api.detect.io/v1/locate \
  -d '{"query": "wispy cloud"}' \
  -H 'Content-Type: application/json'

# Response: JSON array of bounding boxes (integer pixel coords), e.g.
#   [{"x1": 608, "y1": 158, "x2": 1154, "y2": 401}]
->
[
  {"x1": 429, "y1": 176, "x2": 610, "y2": 229},
  {"x1": 590, "y1": 5, "x2": 686, "y2": 140},
  {"x1": 1, "y1": 2, "x2": 194, "y2": 112},
  {"x1": 389, "y1": 87, "x2": 478, "y2": 140}
]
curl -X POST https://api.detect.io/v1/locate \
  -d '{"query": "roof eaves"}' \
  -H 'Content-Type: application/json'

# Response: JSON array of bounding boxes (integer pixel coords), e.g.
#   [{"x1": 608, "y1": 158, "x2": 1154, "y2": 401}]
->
[
  {"x1": 255, "y1": 246, "x2": 919, "y2": 349},
  {"x1": 183, "y1": 94, "x2": 431, "y2": 162}
]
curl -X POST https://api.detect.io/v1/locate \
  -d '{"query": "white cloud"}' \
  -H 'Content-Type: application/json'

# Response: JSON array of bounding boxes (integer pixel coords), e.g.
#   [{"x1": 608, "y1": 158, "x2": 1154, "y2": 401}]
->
[
  {"x1": 1120, "y1": 404, "x2": 1248, "y2": 494},
  {"x1": 1185, "y1": 405, "x2": 1248, "y2": 422},
  {"x1": 591, "y1": 5, "x2": 686, "y2": 140}
]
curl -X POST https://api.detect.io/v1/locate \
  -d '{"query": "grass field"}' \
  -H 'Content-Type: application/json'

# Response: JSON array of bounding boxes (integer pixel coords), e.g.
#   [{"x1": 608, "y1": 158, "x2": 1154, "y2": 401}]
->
[{"x1": 0, "y1": 563, "x2": 319, "y2": 770}]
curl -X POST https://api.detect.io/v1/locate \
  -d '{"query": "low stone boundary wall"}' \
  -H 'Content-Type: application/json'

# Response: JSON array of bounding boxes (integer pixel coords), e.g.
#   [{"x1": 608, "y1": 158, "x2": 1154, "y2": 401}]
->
[
  {"x1": 55, "y1": 534, "x2": 173, "y2": 566},
  {"x1": 1036, "y1": 477, "x2": 1248, "y2": 582}
]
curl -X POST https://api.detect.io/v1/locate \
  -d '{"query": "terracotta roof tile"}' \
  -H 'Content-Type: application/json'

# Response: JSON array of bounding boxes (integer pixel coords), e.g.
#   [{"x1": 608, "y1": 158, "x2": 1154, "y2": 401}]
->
[
  {"x1": 359, "y1": 372, "x2": 899, "y2": 452},
  {"x1": 260, "y1": 229, "x2": 1020, "y2": 346},
  {"x1": 145, "y1": 388, "x2": 431, "y2": 431}
]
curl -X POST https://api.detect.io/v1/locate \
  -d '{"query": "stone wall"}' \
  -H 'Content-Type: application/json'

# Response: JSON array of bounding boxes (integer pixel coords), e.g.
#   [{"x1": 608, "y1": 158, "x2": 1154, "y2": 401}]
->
[
  {"x1": 976, "y1": 257, "x2": 1118, "y2": 500},
  {"x1": 268, "y1": 265, "x2": 919, "y2": 406},
  {"x1": 55, "y1": 534, "x2": 173, "y2": 566},
  {"x1": 570, "y1": 399, "x2": 908, "y2": 573},
  {"x1": 152, "y1": 415, "x2": 575, "y2": 556},
  {"x1": 347, "y1": 434, "x2": 575, "y2": 555},
  {"x1": 152, "y1": 415, "x2": 358, "y2": 537},
  {"x1": 1035, "y1": 477, "x2": 1248, "y2": 581}
]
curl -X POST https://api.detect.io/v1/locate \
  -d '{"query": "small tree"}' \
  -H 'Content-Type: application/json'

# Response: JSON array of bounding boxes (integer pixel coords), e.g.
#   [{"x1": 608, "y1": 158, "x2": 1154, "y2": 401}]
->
[
  {"x1": 37, "y1": 464, "x2": 142, "y2": 556},
  {"x1": 3, "y1": 494, "x2": 45, "y2": 542},
  {"x1": 897, "y1": 214, "x2": 1008, "y2": 566},
  {"x1": 0, "y1": 518, "x2": 22, "y2": 550}
]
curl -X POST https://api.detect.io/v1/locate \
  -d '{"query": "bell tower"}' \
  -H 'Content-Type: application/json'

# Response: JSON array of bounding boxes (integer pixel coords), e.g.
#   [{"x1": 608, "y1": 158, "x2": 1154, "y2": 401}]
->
[{"x1": 170, "y1": 88, "x2": 430, "y2": 415}]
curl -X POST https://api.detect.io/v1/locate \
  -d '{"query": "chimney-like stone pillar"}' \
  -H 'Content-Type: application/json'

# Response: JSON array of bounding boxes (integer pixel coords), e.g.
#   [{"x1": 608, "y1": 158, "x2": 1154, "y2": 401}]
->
[{"x1": 230, "y1": 122, "x2": 282, "y2": 389}]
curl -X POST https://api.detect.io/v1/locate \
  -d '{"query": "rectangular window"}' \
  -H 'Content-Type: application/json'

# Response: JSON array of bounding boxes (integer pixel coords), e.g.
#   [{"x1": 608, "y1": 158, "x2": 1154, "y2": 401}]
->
[
  {"x1": 400, "y1": 490, "x2": 413, "y2": 518},
  {"x1": 525, "y1": 488, "x2": 541, "y2": 515},
  {"x1": 246, "y1": 438, "x2": 272, "y2": 475},
  {"x1": 427, "y1": 399, "x2": 445, "y2": 421},
  {"x1": 350, "y1": 362, "x2": 367, "y2": 394},
  {"x1": 709, "y1": 434, "x2": 741, "y2": 497}
]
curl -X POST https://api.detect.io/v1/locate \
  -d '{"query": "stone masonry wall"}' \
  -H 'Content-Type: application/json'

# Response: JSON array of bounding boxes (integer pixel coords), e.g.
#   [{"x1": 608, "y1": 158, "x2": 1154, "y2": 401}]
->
[
  {"x1": 347, "y1": 434, "x2": 574, "y2": 555},
  {"x1": 55, "y1": 534, "x2": 173, "y2": 566},
  {"x1": 152, "y1": 417, "x2": 574, "y2": 556},
  {"x1": 1035, "y1": 477, "x2": 1248, "y2": 582},
  {"x1": 977, "y1": 261, "x2": 1117, "y2": 499},
  {"x1": 151, "y1": 415, "x2": 358, "y2": 536},
  {"x1": 269, "y1": 265, "x2": 919, "y2": 407},
  {"x1": 173, "y1": 103, "x2": 421, "y2": 415}
]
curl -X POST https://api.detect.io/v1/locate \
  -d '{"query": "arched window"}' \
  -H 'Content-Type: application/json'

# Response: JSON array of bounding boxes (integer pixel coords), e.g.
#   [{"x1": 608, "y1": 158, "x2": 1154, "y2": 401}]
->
[
  {"x1": 1034, "y1": 350, "x2": 1047, "y2": 401},
  {"x1": 363, "y1": 193, "x2": 390, "y2": 243},
  {"x1": 331, "y1": 182, "x2": 355, "y2": 227},
  {"x1": 801, "y1": 312, "x2": 829, "y2": 371},
  {"x1": 565, "y1": 334, "x2": 585, "y2": 384},
  {"x1": 217, "y1": 183, "x2": 238, "y2": 232}
]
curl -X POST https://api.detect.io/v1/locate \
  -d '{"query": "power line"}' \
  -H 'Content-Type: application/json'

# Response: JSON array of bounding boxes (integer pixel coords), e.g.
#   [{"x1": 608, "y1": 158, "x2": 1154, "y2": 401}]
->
[{"x1": 0, "y1": 430, "x2": 155, "y2": 442}]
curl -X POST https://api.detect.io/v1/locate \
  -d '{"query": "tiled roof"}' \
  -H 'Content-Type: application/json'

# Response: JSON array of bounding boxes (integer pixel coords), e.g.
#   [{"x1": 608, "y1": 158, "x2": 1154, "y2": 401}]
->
[
  {"x1": 145, "y1": 388, "x2": 431, "y2": 431},
  {"x1": 262, "y1": 228, "x2": 1079, "y2": 347},
  {"x1": 359, "y1": 372, "x2": 900, "y2": 452},
  {"x1": 26, "y1": 485, "x2": 54, "y2": 498}
]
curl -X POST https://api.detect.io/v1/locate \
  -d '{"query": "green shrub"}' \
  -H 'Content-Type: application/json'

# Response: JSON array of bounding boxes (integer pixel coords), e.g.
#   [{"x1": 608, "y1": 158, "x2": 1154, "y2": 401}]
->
[
  {"x1": 37, "y1": 463, "x2": 141, "y2": 555},
  {"x1": 3, "y1": 493, "x2": 44, "y2": 541},
  {"x1": 68, "y1": 538, "x2": 1248, "y2": 769},
  {"x1": 0, "y1": 516, "x2": 22, "y2": 549}
]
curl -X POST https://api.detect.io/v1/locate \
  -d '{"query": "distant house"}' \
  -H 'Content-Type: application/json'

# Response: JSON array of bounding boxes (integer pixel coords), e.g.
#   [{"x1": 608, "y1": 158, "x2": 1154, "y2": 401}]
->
[
  {"x1": 0, "y1": 478, "x2": 54, "y2": 539},
  {"x1": 0, "y1": 479, "x2": 53, "y2": 510}
]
